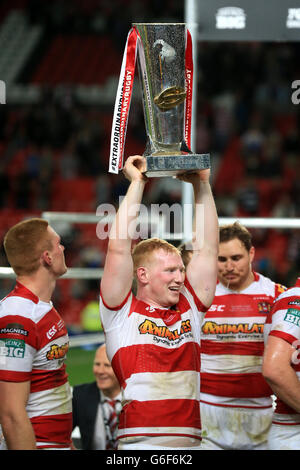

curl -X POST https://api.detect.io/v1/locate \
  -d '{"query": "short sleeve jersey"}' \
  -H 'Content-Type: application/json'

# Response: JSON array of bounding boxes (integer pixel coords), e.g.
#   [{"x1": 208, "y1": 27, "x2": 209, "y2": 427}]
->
[
  {"x1": 201, "y1": 272, "x2": 286, "y2": 408},
  {"x1": 0, "y1": 282, "x2": 72, "y2": 449},
  {"x1": 264, "y1": 277, "x2": 300, "y2": 425},
  {"x1": 99, "y1": 278, "x2": 208, "y2": 442}
]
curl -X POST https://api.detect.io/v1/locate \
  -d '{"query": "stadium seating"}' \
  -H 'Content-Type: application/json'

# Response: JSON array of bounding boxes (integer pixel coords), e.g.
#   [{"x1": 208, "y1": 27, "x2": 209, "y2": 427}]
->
[
  {"x1": 32, "y1": 34, "x2": 121, "y2": 85},
  {"x1": 50, "y1": 177, "x2": 96, "y2": 212}
]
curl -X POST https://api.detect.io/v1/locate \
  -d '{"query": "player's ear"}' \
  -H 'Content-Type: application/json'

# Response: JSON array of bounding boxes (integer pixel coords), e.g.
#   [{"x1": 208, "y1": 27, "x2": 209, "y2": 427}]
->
[
  {"x1": 41, "y1": 250, "x2": 52, "y2": 267},
  {"x1": 136, "y1": 266, "x2": 149, "y2": 285}
]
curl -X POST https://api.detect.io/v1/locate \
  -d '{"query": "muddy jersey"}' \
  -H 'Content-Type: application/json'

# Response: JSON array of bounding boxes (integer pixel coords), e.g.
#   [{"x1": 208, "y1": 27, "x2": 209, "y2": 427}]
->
[
  {"x1": 99, "y1": 278, "x2": 207, "y2": 442},
  {"x1": 200, "y1": 272, "x2": 286, "y2": 408},
  {"x1": 264, "y1": 278, "x2": 300, "y2": 425},
  {"x1": 0, "y1": 282, "x2": 72, "y2": 449}
]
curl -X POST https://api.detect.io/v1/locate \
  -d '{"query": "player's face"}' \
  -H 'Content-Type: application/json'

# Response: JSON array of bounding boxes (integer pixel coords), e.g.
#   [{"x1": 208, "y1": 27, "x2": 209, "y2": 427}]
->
[
  {"x1": 217, "y1": 238, "x2": 255, "y2": 291},
  {"x1": 47, "y1": 226, "x2": 67, "y2": 277},
  {"x1": 146, "y1": 249, "x2": 186, "y2": 308},
  {"x1": 93, "y1": 346, "x2": 120, "y2": 397}
]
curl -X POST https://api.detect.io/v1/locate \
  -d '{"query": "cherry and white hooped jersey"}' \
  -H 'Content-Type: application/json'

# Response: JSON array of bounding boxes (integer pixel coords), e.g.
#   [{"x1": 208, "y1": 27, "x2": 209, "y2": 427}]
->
[
  {"x1": 200, "y1": 272, "x2": 286, "y2": 409},
  {"x1": 264, "y1": 277, "x2": 300, "y2": 426},
  {"x1": 99, "y1": 278, "x2": 207, "y2": 442},
  {"x1": 0, "y1": 282, "x2": 72, "y2": 449}
]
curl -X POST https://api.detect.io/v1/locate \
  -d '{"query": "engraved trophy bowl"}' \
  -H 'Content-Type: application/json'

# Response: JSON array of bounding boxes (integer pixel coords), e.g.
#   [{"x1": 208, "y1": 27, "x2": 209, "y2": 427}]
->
[{"x1": 133, "y1": 23, "x2": 210, "y2": 177}]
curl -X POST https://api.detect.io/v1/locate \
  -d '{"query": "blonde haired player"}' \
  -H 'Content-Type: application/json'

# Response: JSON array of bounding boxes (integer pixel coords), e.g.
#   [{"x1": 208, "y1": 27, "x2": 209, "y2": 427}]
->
[
  {"x1": 0, "y1": 218, "x2": 72, "y2": 450},
  {"x1": 100, "y1": 155, "x2": 219, "y2": 450}
]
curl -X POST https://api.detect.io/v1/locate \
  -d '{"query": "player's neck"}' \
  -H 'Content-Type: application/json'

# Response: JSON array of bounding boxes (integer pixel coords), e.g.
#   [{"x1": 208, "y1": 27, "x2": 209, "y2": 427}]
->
[
  {"x1": 17, "y1": 272, "x2": 56, "y2": 303},
  {"x1": 136, "y1": 290, "x2": 170, "y2": 309}
]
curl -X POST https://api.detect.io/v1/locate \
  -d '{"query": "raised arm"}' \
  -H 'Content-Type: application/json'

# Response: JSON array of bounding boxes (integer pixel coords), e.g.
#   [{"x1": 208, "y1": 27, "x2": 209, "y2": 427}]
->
[
  {"x1": 178, "y1": 169, "x2": 219, "y2": 308},
  {"x1": 101, "y1": 156, "x2": 147, "y2": 307}
]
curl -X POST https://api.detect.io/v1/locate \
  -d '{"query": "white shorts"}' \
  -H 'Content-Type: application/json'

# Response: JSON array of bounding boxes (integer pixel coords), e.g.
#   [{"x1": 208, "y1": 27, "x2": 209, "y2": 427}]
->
[
  {"x1": 118, "y1": 442, "x2": 201, "y2": 450},
  {"x1": 268, "y1": 424, "x2": 300, "y2": 450},
  {"x1": 118, "y1": 436, "x2": 201, "y2": 451},
  {"x1": 200, "y1": 402, "x2": 273, "y2": 450}
]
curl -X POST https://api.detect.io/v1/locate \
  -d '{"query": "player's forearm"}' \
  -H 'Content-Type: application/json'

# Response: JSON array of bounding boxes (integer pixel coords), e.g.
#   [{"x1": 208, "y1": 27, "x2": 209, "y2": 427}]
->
[
  {"x1": 263, "y1": 336, "x2": 300, "y2": 413},
  {"x1": 1, "y1": 412, "x2": 36, "y2": 449},
  {"x1": 109, "y1": 179, "x2": 146, "y2": 247},
  {"x1": 264, "y1": 368, "x2": 300, "y2": 413},
  {"x1": 192, "y1": 181, "x2": 219, "y2": 254}
]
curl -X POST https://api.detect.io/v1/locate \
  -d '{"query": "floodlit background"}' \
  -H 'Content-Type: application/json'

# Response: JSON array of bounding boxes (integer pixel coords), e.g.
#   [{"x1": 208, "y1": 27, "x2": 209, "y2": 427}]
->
[{"x1": 0, "y1": 0, "x2": 299, "y2": 383}]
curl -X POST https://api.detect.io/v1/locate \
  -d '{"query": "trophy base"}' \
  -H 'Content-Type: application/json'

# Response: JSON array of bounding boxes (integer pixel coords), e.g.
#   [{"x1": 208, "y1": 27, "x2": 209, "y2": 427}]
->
[{"x1": 144, "y1": 153, "x2": 210, "y2": 177}]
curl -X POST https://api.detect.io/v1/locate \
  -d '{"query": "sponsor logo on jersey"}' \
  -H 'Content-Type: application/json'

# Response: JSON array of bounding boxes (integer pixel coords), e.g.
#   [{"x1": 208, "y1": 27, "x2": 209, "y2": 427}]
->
[
  {"x1": 46, "y1": 343, "x2": 69, "y2": 360},
  {"x1": 139, "y1": 319, "x2": 191, "y2": 342},
  {"x1": 57, "y1": 319, "x2": 65, "y2": 331},
  {"x1": 0, "y1": 338, "x2": 25, "y2": 358},
  {"x1": 145, "y1": 306, "x2": 156, "y2": 313},
  {"x1": 46, "y1": 325, "x2": 57, "y2": 340},
  {"x1": 288, "y1": 299, "x2": 300, "y2": 306},
  {"x1": 208, "y1": 304, "x2": 225, "y2": 312},
  {"x1": 202, "y1": 321, "x2": 264, "y2": 335},
  {"x1": 0, "y1": 323, "x2": 28, "y2": 336},
  {"x1": 284, "y1": 308, "x2": 300, "y2": 327},
  {"x1": 46, "y1": 320, "x2": 65, "y2": 340}
]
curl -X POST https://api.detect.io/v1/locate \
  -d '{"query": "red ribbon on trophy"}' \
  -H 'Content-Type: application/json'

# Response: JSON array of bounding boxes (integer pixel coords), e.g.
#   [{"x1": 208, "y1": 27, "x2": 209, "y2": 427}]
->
[
  {"x1": 184, "y1": 29, "x2": 193, "y2": 152},
  {"x1": 109, "y1": 26, "x2": 194, "y2": 174},
  {"x1": 109, "y1": 27, "x2": 138, "y2": 174}
]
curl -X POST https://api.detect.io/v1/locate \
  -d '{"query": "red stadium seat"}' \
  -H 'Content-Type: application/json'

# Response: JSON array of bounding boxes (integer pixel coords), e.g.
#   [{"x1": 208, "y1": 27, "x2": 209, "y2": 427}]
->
[
  {"x1": 32, "y1": 35, "x2": 121, "y2": 85},
  {"x1": 50, "y1": 178, "x2": 96, "y2": 212}
]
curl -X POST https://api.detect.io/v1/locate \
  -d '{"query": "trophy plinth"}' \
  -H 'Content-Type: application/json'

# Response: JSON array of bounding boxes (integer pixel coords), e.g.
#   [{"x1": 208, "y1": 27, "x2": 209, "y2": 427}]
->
[{"x1": 145, "y1": 153, "x2": 210, "y2": 178}]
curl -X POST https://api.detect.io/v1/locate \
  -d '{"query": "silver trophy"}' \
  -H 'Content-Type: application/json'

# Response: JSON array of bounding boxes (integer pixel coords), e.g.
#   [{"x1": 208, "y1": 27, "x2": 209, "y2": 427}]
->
[{"x1": 134, "y1": 23, "x2": 210, "y2": 177}]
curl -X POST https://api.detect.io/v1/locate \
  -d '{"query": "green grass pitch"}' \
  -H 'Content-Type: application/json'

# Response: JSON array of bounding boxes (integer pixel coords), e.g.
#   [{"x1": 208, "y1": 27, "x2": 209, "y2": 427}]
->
[{"x1": 66, "y1": 346, "x2": 97, "y2": 386}]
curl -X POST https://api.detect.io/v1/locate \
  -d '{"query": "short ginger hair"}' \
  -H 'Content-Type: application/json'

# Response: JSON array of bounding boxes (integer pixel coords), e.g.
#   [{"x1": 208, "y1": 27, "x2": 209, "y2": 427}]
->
[
  {"x1": 132, "y1": 237, "x2": 181, "y2": 279},
  {"x1": 4, "y1": 218, "x2": 52, "y2": 276},
  {"x1": 178, "y1": 243, "x2": 193, "y2": 268}
]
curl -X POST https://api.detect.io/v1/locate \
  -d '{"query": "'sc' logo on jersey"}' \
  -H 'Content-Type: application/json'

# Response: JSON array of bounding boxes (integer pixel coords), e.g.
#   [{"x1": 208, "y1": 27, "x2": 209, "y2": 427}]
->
[{"x1": 208, "y1": 305, "x2": 225, "y2": 312}]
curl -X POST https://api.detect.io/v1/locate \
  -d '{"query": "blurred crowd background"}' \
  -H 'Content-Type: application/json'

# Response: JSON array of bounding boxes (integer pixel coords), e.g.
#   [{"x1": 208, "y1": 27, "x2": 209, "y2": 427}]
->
[{"x1": 0, "y1": 0, "x2": 299, "y2": 332}]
